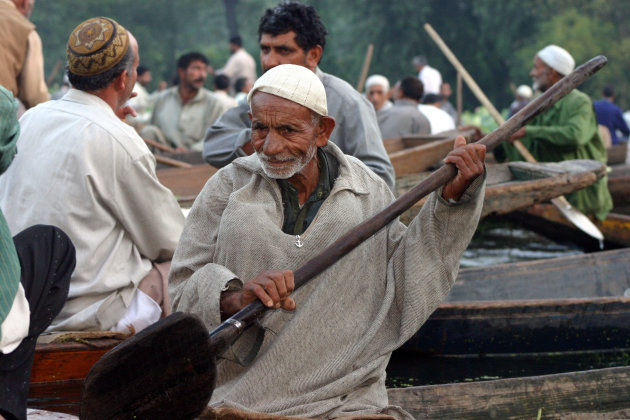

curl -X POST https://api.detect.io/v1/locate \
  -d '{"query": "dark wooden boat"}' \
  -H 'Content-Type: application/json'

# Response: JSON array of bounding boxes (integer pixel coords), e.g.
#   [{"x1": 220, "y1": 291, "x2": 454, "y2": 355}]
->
[
  {"x1": 607, "y1": 141, "x2": 627, "y2": 165},
  {"x1": 387, "y1": 365, "x2": 630, "y2": 419},
  {"x1": 402, "y1": 247, "x2": 630, "y2": 356},
  {"x1": 30, "y1": 363, "x2": 630, "y2": 419},
  {"x1": 608, "y1": 163, "x2": 630, "y2": 214},
  {"x1": 396, "y1": 159, "x2": 606, "y2": 225}
]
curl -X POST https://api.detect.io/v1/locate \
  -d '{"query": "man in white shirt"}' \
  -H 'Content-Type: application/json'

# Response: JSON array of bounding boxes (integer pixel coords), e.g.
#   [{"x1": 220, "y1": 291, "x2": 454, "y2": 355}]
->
[
  {"x1": 413, "y1": 55, "x2": 442, "y2": 96},
  {"x1": 0, "y1": 17, "x2": 184, "y2": 336},
  {"x1": 419, "y1": 93, "x2": 456, "y2": 134},
  {"x1": 215, "y1": 35, "x2": 257, "y2": 87}
]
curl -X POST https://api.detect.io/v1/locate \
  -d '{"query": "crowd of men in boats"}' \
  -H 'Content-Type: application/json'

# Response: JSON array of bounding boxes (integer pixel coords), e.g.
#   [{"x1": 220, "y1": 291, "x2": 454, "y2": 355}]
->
[{"x1": 0, "y1": 0, "x2": 622, "y2": 419}]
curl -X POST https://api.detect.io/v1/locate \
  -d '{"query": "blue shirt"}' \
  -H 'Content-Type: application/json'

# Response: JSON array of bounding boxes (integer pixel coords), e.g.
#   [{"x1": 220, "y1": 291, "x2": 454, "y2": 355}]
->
[{"x1": 593, "y1": 99, "x2": 629, "y2": 144}]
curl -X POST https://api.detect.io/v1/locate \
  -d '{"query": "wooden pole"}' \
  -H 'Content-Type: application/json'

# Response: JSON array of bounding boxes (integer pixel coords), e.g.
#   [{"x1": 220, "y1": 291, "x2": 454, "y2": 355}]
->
[
  {"x1": 456, "y1": 73, "x2": 463, "y2": 126},
  {"x1": 356, "y1": 44, "x2": 374, "y2": 93}
]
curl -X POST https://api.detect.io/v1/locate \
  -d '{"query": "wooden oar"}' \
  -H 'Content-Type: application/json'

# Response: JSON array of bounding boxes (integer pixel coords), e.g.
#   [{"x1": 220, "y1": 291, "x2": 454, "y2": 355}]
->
[
  {"x1": 81, "y1": 56, "x2": 607, "y2": 420},
  {"x1": 424, "y1": 23, "x2": 605, "y2": 242},
  {"x1": 356, "y1": 43, "x2": 374, "y2": 93}
]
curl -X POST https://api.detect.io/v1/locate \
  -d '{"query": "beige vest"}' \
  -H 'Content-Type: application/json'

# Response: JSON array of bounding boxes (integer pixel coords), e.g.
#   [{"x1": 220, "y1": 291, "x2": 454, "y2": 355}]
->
[{"x1": 0, "y1": 1, "x2": 35, "y2": 97}]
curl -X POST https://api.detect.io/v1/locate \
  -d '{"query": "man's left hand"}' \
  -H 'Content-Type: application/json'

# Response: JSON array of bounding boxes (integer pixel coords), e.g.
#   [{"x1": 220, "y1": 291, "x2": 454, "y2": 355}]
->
[{"x1": 441, "y1": 136, "x2": 486, "y2": 202}]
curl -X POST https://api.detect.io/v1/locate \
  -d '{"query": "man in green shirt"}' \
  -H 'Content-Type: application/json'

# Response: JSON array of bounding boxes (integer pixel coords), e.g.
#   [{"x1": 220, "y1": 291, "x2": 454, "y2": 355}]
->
[
  {"x1": 0, "y1": 86, "x2": 76, "y2": 420},
  {"x1": 495, "y1": 45, "x2": 613, "y2": 220}
]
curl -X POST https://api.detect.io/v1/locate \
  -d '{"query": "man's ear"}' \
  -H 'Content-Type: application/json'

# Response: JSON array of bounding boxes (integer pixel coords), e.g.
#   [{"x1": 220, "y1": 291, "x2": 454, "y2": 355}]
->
[
  {"x1": 305, "y1": 45, "x2": 323, "y2": 71},
  {"x1": 315, "y1": 115, "x2": 335, "y2": 147},
  {"x1": 115, "y1": 69, "x2": 129, "y2": 92}
]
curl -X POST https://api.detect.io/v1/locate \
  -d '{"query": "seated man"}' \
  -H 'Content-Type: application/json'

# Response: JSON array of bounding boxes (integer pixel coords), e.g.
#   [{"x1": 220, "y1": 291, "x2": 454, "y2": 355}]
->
[
  {"x1": 496, "y1": 45, "x2": 613, "y2": 220},
  {"x1": 170, "y1": 64, "x2": 486, "y2": 419},
  {"x1": 0, "y1": 17, "x2": 184, "y2": 334},
  {"x1": 365, "y1": 74, "x2": 393, "y2": 129},
  {"x1": 203, "y1": 2, "x2": 395, "y2": 189},
  {"x1": 142, "y1": 52, "x2": 230, "y2": 151},
  {"x1": 0, "y1": 86, "x2": 76, "y2": 420},
  {"x1": 379, "y1": 76, "x2": 431, "y2": 139},
  {"x1": 419, "y1": 93, "x2": 456, "y2": 134}
]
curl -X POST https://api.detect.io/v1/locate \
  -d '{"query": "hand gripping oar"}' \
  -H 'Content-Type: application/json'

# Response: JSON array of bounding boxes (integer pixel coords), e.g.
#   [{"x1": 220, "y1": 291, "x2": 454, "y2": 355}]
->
[
  {"x1": 80, "y1": 56, "x2": 607, "y2": 420},
  {"x1": 424, "y1": 23, "x2": 605, "y2": 242}
]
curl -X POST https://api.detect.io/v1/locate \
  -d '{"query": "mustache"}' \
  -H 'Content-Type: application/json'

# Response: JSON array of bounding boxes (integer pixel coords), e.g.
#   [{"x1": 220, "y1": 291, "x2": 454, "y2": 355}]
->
[{"x1": 258, "y1": 152, "x2": 297, "y2": 162}]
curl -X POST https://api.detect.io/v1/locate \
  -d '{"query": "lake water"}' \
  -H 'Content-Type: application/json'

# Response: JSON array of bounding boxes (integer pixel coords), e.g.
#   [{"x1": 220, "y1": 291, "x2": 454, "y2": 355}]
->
[{"x1": 386, "y1": 217, "x2": 629, "y2": 387}]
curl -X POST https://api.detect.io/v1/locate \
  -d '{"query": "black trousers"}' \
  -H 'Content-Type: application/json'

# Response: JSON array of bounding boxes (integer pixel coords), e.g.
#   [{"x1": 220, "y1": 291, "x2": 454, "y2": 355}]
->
[{"x1": 0, "y1": 225, "x2": 75, "y2": 420}]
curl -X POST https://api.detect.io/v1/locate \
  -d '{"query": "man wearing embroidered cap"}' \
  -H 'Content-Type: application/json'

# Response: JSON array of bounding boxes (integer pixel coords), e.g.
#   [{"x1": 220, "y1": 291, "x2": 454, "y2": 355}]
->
[
  {"x1": 170, "y1": 64, "x2": 486, "y2": 419},
  {"x1": 0, "y1": 17, "x2": 184, "y2": 335},
  {"x1": 203, "y1": 1, "x2": 395, "y2": 190},
  {"x1": 496, "y1": 44, "x2": 612, "y2": 220}
]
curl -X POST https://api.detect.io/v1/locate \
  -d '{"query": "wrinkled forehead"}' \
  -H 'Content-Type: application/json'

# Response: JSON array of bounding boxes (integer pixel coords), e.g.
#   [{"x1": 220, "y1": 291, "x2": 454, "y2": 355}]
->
[{"x1": 250, "y1": 91, "x2": 313, "y2": 121}]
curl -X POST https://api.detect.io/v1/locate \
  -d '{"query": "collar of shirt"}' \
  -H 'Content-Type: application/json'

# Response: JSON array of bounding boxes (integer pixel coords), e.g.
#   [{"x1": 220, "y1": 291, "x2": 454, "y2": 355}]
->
[{"x1": 277, "y1": 147, "x2": 337, "y2": 235}]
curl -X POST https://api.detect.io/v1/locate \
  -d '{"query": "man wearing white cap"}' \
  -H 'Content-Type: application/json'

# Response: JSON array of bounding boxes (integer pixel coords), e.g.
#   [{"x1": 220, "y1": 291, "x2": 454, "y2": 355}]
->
[
  {"x1": 203, "y1": 2, "x2": 395, "y2": 190},
  {"x1": 365, "y1": 74, "x2": 393, "y2": 126},
  {"x1": 496, "y1": 44, "x2": 612, "y2": 220},
  {"x1": 170, "y1": 64, "x2": 487, "y2": 419}
]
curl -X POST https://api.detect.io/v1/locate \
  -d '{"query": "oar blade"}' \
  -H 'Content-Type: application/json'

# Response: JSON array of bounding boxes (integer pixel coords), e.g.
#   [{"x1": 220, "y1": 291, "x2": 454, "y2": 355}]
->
[
  {"x1": 551, "y1": 196, "x2": 605, "y2": 241},
  {"x1": 80, "y1": 312, "x2": 216, "y2": 420}
]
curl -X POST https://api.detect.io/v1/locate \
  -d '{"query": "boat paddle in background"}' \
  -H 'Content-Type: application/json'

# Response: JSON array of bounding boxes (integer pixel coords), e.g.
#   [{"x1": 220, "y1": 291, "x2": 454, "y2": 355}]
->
[
  {"x1": 424, "y1": 23, "x2": 605, "y2": 244},
  {"x1": 80, "y1": 55, "x2": 608, "y2": 420}
]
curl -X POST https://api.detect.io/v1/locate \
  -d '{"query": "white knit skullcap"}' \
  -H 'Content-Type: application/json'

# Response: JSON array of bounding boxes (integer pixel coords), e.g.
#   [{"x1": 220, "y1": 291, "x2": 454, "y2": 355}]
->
[
  {"x1": 516, "y1": 84, "x2": 533, "y2": 99},
  {"x1": 365, "y1": 74, "x2": 390, "y2": 91},
  {"x1": 537, "y1": 45, "x2": 575, "y2": 76},
  {"x1": 247, "y1": 64, "x2": 328, "y2": 116}
]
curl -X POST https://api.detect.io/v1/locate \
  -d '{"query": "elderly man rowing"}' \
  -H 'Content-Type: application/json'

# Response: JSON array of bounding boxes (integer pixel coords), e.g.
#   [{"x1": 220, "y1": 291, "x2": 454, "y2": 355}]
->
[{"x1": 170, "y1": 64, "x2": 486, "y2": 419}]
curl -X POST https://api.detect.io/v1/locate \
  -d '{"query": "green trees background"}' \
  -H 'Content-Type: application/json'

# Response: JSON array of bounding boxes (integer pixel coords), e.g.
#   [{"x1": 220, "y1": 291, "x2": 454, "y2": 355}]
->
[{"x1": 33, "y1": 0, "x2": 630, "y2": 111}]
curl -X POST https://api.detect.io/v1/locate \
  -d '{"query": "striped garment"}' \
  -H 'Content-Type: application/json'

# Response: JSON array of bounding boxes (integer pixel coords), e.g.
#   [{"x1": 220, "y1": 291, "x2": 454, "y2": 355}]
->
[{"x1": 0, "y1": 86, "x2": 21, "y2": 337}]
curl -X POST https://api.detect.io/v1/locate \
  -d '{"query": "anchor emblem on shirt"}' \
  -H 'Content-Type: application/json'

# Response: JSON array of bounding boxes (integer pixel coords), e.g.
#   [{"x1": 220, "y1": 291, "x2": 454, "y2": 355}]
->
[{"x1": 295, "y1": 235, "x2": 304, "y2": 248}]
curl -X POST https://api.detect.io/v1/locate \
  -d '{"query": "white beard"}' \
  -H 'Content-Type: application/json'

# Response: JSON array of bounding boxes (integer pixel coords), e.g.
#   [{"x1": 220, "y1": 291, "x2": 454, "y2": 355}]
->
[{"x1": 257, "y1": 141, "x2": 317, "y2": 179}]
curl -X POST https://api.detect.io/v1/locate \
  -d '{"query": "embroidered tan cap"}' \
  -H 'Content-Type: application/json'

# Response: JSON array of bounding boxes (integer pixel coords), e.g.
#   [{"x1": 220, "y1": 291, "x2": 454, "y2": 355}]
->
[
  {"x1": 248, "y1": 64, "x2": 328, "y2": 116},
  {"x1": 67, "y1": 17, "x2": 130, "y2": 76}
]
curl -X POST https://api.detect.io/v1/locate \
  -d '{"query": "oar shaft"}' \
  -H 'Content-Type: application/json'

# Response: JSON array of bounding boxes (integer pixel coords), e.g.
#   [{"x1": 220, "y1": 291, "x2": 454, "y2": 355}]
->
[{"x1": 209, "y1": 56, "x2": 608, "y2": 356}]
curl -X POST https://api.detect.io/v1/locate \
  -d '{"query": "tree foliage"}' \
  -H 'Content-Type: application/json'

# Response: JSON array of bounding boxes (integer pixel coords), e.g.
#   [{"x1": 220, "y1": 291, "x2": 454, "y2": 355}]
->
[{"x1": 32, "y1": 0, "x2": 630, "y2": 110}]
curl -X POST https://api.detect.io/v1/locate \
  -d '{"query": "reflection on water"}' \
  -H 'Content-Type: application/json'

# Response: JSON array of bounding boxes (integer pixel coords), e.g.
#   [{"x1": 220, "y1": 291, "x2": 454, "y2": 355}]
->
[
  {"x1": 386, "y1": 350, "x2": 630, "y2": 388},
  {"x1": 460, "y1": 219, "x2": 583, "y2": 268}
]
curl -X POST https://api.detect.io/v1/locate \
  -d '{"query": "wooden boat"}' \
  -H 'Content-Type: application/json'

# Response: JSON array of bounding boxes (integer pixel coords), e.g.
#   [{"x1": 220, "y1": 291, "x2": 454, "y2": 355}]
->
[
  {"x1": 384, "y1": 128, "x2": 477, "y2": 176},
  {"x1": 395, "y1": 159, "x2": 606, "y2": 225},
  {"x1": 607, "y1": 141, "x2": 627, "y2": 165},
  {"x1": 401, "y1": 247, "x2": 630, "y2": 356},
  {"x1": 608, "y1": 163, "x2": 630, "y2": 214},
  {"x1": 30, "y1": 364, "x2": 630, "y2": 419},
  {"x1": 387, "y1": 365, "x2": 630, "y2": 419},
  {"x1": 156, "y1": 164, "x2": 217, "y2": 206}
]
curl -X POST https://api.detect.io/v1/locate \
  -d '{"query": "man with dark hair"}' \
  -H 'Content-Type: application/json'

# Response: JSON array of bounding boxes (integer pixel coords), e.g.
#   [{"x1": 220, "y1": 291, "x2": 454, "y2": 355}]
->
[
  {"x1": 0, "y1": 17, "x2": 184, "y2": 335},
  {"x1": 593, "y1": 83, "x2": 629, "y2": 145},
  {"x1": 233, "y1": 76, "x2": 252, "y2": 103},
  {"x1": 213, "y1": 74, "x2": 237, "y2": 109},
  {"x1": 128, "y1": 64, "x2": 154, "y2": 123},
  {"x1": 0, "y1": 0, "x2": 49, "y2": 110},
  {"x1": 203, "y1": 1, "x2": 395, "y2": 189},
  {"x1": 378, "y1": 76, "x2": 430, "y2": 138},
  {"x1": 215, "y1": 34, "x2": 257, "y2": 86},
  {"x1": 420, "y1": 93, "x2": 456, "y2": 134},
  {"x1": 142, "y1": 51, "x2": 230, "y2": 150}
]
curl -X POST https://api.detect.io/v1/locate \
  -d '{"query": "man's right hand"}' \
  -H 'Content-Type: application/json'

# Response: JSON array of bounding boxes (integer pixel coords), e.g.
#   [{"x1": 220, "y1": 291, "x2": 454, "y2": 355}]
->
[{"x1": 220, "y1": 270, "x2": 296, "y2": 318}]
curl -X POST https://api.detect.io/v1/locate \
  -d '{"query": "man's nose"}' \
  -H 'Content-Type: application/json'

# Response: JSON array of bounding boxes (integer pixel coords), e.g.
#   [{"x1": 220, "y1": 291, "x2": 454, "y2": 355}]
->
[{"x1": 263, "y1": 130, "x2": 284, "y2": 155}]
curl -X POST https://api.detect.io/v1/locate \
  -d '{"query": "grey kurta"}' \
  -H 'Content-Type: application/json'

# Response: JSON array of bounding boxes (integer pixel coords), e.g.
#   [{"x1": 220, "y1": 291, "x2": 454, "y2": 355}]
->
[
  {"x1": 202, "y1": 67, "x2": 396, "y2": 189},
  {"x1": 378, "y1": 98, "x2": 431, "y2": 139},
  {"x1": 170, "y1": 143, "x2": 484, "y2": 419}
]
